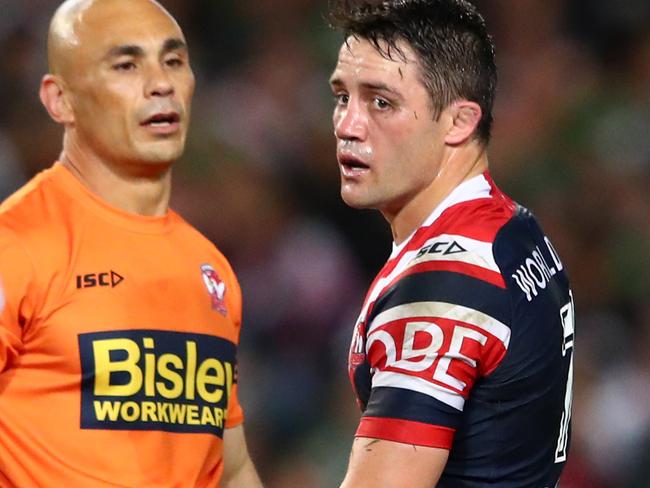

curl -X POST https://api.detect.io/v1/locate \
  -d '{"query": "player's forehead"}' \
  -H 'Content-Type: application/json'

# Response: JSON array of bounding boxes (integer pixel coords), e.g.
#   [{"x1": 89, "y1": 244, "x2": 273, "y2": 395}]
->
[
  {"x1": 330, "y1": 36, "x2": 419, "y2": 89},
  {"x1": 72, "y1": 0, "x2": 184, "y2": 57}
]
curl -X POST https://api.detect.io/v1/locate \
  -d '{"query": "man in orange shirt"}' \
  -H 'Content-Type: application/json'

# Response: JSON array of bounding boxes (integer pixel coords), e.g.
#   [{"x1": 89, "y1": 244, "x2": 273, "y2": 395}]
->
[{"x1": 0, "y1": 0, "x2": 263, "y2": 486}]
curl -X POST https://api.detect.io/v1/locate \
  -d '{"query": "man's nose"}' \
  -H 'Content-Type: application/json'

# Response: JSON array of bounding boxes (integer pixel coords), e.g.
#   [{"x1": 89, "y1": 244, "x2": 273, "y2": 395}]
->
[
  {"x1": 334, "y1": 102, "x2": 367, "y2": 141},
  {"x1": 145, "y1": 64, "x2": 174, "y2": 97}
]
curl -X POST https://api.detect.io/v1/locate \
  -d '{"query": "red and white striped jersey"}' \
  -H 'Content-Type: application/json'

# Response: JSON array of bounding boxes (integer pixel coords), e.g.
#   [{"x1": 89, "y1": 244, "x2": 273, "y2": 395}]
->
[{"x1": 349, "y1": 171, "x2": 574, "y2": 487}]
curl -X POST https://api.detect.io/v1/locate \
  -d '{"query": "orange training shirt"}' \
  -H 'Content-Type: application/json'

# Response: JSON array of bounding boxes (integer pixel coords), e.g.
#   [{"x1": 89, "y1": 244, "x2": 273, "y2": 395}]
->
[{"x1": 0, "y1": 162, "x2": 244, "y2": 487}]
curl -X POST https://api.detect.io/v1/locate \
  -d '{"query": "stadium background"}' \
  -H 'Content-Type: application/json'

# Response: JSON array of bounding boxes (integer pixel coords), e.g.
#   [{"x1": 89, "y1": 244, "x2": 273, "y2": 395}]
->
[{"x1": 1, "y1": 1, "x2": 649, "y2": 486}]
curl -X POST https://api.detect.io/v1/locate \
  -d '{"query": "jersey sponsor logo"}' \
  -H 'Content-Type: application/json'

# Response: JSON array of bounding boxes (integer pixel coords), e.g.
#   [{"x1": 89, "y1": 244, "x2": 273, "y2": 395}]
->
[
  {"x1": 364, "y1": 302, "x2": 509, "y2": 410},
  {"x1": 76, "y1": 270, "x2": 124, "y2": 289},
  {"x1": 78, "y1": 330, "x2": 237, "y2": 437},
  {"x1": 512, "y1": 239, "x2": 564, "y2": 302},
  {"x1": 201, "y1": 264, "x2": 227, "y2": 315}
]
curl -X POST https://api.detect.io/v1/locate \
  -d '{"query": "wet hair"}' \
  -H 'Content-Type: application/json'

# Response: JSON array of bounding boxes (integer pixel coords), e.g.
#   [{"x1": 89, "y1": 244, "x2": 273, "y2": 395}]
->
[{"x1": 328, "y1": 0, "x2": 497, "y2": 144}]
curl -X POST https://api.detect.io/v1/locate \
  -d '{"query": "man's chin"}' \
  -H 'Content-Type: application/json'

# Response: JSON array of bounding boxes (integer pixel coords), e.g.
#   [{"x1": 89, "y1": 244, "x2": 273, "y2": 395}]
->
[
  {"x1": 341, "y1": 190, "x2": 374, "y2": 210},
  {"x1": 136, "y1": 143, "x2": 185, "y2": 166},
  {"x1": 122, "y1": 148, "x2": 183, "y2": 178}
]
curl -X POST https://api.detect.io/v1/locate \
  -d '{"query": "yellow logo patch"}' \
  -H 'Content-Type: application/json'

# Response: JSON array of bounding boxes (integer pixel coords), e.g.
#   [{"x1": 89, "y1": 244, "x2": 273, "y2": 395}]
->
[{"x1": 79, "y1": 330, "x2": 236, "y2": 437}]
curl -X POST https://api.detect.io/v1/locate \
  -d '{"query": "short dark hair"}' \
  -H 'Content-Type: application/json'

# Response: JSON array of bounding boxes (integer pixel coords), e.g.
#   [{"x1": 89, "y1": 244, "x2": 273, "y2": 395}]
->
[{"x1": 328, "y1": 0, "x2": 497, "y2": 144}]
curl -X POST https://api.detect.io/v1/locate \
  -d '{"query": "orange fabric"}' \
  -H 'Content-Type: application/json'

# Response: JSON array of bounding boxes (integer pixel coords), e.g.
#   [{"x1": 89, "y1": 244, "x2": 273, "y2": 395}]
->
[{"x1": 0, "y1": 163, "x2": 244, "y2": 487}]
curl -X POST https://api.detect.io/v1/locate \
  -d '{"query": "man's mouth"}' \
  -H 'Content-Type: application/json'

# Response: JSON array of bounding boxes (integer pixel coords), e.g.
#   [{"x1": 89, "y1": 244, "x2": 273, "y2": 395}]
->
[
  {"x1": 142, "y1": 112, "x2": 180, "y2": 126},
  {"x1": 141, "y1": 112, "x2": 181, "y2": 134},
  {"x1": 338, "y1": 154, "x2": 370, "y2": 177}
]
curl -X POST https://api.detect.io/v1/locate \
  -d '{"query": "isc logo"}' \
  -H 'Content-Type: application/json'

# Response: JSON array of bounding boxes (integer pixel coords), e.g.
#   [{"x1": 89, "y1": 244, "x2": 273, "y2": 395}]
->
[
  {"x1": 415, "y1": 240, "x2": 467, "y2": 259},
  {"x1": 76, "y1": 270, "x2": 124, "y2": 289}
]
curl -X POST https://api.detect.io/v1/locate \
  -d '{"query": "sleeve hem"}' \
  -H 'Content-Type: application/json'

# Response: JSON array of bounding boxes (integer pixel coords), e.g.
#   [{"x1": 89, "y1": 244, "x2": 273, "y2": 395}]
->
[
  {"x1": 356, "y1": 416, "x2": 454, "y2": 449},
  {"x1": 225, "y1": 414, "x2": 245, "y2": 429}
]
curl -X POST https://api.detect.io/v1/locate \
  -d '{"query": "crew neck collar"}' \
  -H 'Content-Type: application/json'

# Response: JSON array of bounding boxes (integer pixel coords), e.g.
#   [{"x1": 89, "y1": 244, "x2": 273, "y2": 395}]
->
[
  {"x1": 391, "y1": 171, "x2": 493, "y2": 256},
  {"x1": 49, "y1": 161, "x2": 176, "y2": 234}
]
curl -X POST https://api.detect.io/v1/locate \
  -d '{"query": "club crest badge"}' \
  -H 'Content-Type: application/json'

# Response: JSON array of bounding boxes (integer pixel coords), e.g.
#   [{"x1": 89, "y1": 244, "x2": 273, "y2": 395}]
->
[
  {"x1": 349, "y1": 318, "x2": 367, "y2": 368},
  {"x1": 200, "y1": 264, "x2": 227, "y2": 315}
]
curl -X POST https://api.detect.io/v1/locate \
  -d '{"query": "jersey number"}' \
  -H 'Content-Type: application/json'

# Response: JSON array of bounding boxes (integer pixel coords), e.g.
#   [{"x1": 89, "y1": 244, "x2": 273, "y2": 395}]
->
[{"x1": 555, "y1": 292, "x2": 574, "y2": 463}]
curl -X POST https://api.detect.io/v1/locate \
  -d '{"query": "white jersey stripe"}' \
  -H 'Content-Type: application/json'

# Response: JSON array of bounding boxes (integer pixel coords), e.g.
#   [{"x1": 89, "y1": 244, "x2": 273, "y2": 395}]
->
[
  {"x1": 369, "y1": 301, "x2": 511, "y2": 348},
  {"x1": 372, "y1": 371, "x2": 465, "y2": 411}
]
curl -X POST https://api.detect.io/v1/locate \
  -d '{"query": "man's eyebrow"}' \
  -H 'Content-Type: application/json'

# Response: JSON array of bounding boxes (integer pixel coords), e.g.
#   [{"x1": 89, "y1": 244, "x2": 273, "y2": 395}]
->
[
  {"x1": 329, "y1": 76, "x2": 343, "y2": 87},
  {"x1": 161, "y1": 38, "x2": 187, "y2": 54},
  {"x1": 105, "y1": 44, "x2": 145, "y2": 59},
  {"x1": 103, "y1": 39, "x2": 187, "y2": 61},
  {"x1": 329, "y1": 77, "x2": 402, "y2": 98},
  {"x1": 359, "y1": 81, "x2": 401, "y2": 97}
]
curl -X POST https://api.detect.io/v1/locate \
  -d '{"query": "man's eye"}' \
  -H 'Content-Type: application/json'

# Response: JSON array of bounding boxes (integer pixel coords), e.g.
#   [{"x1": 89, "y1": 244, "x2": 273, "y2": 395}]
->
[
  {"x1": 334, "y1": 93, "x2": 349, "y2": 105},
  {"x1": 113, "y1": 61, "x2": 136, "y2": 71},
  {"x1": 373, "y1": 98, "x2": 390, "y2": 110},
  {"x1": 165, "y1": 58, "x2": 184, "y2": 68}
]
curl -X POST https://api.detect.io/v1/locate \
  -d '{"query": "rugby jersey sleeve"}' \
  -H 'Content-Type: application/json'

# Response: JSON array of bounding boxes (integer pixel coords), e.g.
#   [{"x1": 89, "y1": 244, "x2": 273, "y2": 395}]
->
[
  {"x1": 0, "y1": 228, "x2": 36, "y2": 372},
  {"x1": 356, "y1": 234, "x2": 511, "y2": 449}
]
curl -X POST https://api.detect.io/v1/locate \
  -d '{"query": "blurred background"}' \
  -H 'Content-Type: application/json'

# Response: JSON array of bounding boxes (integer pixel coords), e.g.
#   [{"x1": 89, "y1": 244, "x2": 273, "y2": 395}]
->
[{"x1": 1, "y1": 0, "x2": 649, "y2": 486}]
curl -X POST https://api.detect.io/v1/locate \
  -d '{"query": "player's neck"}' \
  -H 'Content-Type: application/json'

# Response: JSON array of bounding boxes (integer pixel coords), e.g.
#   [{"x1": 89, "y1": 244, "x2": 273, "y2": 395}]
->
[
  {"x1": 60, "y1": 138, "x2": 172, "y2": 217},
  {"x1": 385, "y1": 146, "x2": 488, "y2": 246}
]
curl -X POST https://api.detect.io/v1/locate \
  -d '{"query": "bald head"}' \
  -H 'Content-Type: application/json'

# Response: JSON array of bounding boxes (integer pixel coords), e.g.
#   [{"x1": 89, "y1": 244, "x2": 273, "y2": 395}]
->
[
  {"x1": 40, "y1": 0, "x2": 195, "y2": 178},
  {"x1": 48, "y1": 0, "x2": 182, "y2": 77}
]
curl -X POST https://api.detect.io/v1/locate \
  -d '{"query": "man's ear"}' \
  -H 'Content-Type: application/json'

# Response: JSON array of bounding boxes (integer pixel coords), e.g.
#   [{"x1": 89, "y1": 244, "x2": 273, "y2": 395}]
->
[
  {"x1": 39, "y1": 74, "x2": 75, "y2": 125},
  {"x1": 444, "y1": 100, "x2": 482, "y2": 146}
]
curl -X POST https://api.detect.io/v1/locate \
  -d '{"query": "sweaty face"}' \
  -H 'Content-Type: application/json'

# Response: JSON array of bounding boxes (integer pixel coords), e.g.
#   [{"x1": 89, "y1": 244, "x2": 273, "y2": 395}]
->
[
  {"x1": 63, "y1": 0, "x2": 195, "y2": 170},
  {"x1": 330, "y1": 37, "x2": 448, "y2": 216}
]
